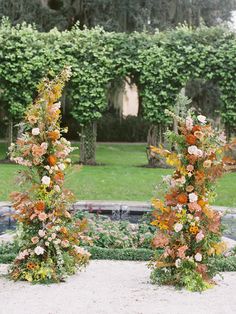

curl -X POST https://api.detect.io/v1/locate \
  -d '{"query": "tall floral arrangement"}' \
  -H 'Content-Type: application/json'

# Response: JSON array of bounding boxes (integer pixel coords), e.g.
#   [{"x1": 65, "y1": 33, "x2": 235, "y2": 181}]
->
[
  {"x1": 9, "y1": 67, "x2": 90, "y2": 283},
  {"x1": 149, "y1": 109, "x2": 226, "y2": 291}
]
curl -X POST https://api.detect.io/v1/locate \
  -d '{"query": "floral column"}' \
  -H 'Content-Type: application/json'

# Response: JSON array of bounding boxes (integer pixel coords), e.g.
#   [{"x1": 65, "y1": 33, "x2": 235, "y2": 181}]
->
[
  {"x1": 9, "y1": 67, "x2": 90, "y2": 283},
  {"x1": 149, "y1": 110, "x2": 226, "y2": 291}
]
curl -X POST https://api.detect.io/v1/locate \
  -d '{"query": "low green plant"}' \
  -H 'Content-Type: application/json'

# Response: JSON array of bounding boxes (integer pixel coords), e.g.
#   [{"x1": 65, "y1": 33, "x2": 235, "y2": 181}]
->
[{"x1": 75, "y1": 211, "x2": 155, "y2": 249}]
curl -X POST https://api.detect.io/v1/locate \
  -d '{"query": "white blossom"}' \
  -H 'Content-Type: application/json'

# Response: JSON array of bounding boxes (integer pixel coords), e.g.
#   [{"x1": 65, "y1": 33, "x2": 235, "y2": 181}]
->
[
  {"x1": 194, "y1": 252, "x2": 202, "y2": 262},
  {"x1": 41, "y1": 176, "x2": 51, "y2": 186},
  {"x1": 32, "y1": 128, "x2": 40, "y2": 135},
  {"x1": 174, "y1": 223, "x2": 183, "y2": 232},
  {"x1": 34, "y1": 246, "x2": 45, "y2": 255},
  {"x1": 197, "y1": 115, "x2": 207, "y2": 124},
  {"x1": 189, "y1": 193, "x2": 198, "y2": 203}
]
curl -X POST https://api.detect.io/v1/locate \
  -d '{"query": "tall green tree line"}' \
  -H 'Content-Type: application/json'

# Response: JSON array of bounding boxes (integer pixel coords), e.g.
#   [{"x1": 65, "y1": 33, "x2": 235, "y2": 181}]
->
[{"x1": 0, "y1": 0, "x2": 236, "y2": 32}]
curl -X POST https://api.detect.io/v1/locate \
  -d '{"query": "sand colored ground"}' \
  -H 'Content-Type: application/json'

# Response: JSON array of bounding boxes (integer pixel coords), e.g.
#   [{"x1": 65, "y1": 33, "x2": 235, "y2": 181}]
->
[{"x1": 0, "y1": 260, "x2": 236, "y2": 314}]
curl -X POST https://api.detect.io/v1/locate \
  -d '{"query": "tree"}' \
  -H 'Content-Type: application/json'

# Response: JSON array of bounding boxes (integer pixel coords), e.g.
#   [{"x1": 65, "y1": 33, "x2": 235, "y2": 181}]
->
[{"x1": 1, "y1": 0, "x2": 236, "y2": 32}]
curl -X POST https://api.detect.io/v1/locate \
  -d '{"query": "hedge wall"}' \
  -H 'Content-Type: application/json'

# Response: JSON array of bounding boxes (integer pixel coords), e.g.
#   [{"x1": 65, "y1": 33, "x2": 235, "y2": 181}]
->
[{"x1": 0, "y1": 19, "x2": 236, "y2": 161}]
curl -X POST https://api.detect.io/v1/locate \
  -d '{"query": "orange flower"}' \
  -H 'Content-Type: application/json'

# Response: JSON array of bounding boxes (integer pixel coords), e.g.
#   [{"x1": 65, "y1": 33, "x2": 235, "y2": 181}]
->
[
  {"x1": 195, "y1": 171, "x2": 205, "y2": 183},
  {"x1": 27, "y1": 262, "x2": 37, "y2": 270},
  {"x1": 198, "y1": 199, "x2": 206, "y2": 207},
  {"x1": 194, "y1": 131, "x2": 204, "y2": 140},
  {"x1": 48, "y1": 155, "x2": 57, "y2": 166},
  {"x1": 47, "y1": 130, "x2": 60, "y2": 141},
  {"x1": 189, "y1": 225, "x2": 199, "y2": 234},
  {"x1": 187, "y1": 154, "x2": 198, "y2": 164},
  {"x1": 152, "y1": 232, "x2": 169, "y2": 248},
  {"x1": 192, "y1": 125, "x2": 201, "y2": 132},
  {"x1": 54, "y1": 171, "x2": 64, "y2": 182},
  {"x1": 186, "y1": 134, "x2": 197, "y2": 145},
  {"x1": 177, "y1": 193, "x2": 188, "y2": 204},
  {"x1": 35, "y1": 201, "x2": 45, "y2": 212},
  {"x1": 188, "y1": 202, "x2": 202, "y2": 212},
  {"x1": 60, "y1": 226, "x2": 68, "y2": 235}
]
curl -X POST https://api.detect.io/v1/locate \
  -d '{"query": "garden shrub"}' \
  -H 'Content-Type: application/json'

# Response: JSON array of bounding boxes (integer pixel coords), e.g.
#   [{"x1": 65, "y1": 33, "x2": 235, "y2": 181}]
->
[
  {"x1": 1, "y1": 21, "x2": 236, "y2": 163},
  {"x1": 75, "y1": 211, "x2": 155, "y2": 249}
]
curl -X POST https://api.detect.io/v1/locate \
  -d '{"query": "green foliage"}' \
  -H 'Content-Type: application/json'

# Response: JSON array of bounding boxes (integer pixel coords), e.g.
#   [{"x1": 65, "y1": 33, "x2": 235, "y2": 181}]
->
[
  {"x1": 74, "y1": 211, "x2": 155, "y2": 249},
  {"x1": 87, "y1": 246, "x2": 154, "y2": 261},
  {"x1": 1, "y1": 239, "x2": 236, "y2": 266},
  {"x1": 0, "y1": 20, "x2": 236, "y2": 133},
  {"x1": 1, "y1": 0, "x2": 236, "y2": 32}
]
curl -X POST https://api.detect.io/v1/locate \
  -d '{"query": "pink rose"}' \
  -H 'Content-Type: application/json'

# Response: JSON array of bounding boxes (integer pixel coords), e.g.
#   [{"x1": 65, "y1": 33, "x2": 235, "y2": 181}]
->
[
  {"x1": 196, "y1": 231, "x2": 205, "y2": 243},
  {"x1": 177, "y1": 245, "x2": 188, "y2": 258},
  {"x1": 38, "y1": 212, "x2": 47, "y2": 221}
]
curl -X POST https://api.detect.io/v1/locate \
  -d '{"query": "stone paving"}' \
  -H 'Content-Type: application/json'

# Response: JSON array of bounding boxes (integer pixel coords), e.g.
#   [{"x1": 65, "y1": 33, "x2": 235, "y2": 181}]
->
[{"x1": 0, "y1": 261, "x2": 236, "y2": 314}]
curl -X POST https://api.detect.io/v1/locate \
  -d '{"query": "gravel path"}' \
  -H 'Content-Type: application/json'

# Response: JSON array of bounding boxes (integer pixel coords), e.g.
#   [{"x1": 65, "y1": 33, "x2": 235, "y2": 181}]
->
[{"x1": 0, "y1": 261, "x2": 236, "y2": 314}]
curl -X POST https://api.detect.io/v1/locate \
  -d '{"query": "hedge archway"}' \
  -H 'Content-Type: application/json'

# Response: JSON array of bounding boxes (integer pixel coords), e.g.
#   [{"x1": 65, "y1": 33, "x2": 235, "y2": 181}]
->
[{"x1": 0, "y1": 21, "x2": 235, "y2": 164}]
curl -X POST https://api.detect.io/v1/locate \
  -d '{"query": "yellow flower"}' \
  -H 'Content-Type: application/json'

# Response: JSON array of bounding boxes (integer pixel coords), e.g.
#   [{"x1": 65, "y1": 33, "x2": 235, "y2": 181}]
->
[
  {"x1": 159, "y1": 222, "x2": 169, "y2": 230},
  {"x1": 207, "y1": 247, "x2": 215, "y2": 256},
  {"x1": 150, "y1": 220, "x2": 159, "y2": 227},
  {"x1": 166, "y1": 153, "x2": 181, "y2": 168},
  {"x1": 213, "y1": 242, "x2": 227, "y2": 255},
  {"x1": 152, "y1": 198, "x2": 164, "y2": 210}
]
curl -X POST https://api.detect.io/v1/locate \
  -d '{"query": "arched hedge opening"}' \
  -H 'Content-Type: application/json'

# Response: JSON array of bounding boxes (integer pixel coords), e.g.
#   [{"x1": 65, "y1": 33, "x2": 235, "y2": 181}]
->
[{"x1": 0, "y1": 20, "x2": 235, "y2": 164}]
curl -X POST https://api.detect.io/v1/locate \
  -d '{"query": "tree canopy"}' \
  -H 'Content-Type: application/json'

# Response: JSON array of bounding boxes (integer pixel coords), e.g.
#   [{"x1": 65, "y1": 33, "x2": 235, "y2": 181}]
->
[{"x1": 0, "y1": 0, "x2": 236, "y2": 32}]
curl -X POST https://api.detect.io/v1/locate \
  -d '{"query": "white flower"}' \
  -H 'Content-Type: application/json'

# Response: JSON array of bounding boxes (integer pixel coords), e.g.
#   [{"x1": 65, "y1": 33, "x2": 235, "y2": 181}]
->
[
  {"x1": 194, "y1": 252, "x2": 202, "y2": 262},
  {"x1": 196, "y1": 149, "x2": 203, "y2": 157},
  {"x1": 51, "y1": 233, "x2": 56, "y2": 239},
  {"x1": 17, "y1": 249, "x2": 29, "y2": 260},
  {"x1": 174, "y1": 223, "x2": 183, "y2": 232},
  {"x1": 189, "y1": 192, "x2": 198, "y2": 203},
  {"x1": 187, "y1": 214, "x2": 193, "y2": 220},
  {"x1": 32, "y1": 128, "x2": 40, "y2": 135},
  {"x1": 188, "y1": 145, "x2": 198, "y2": 155},
  {"x1": 186, "y1": 116, "x2": 193, "y2": 131},
  {"x1": 74, "y1": 246, "x2": 91, "y2": 257},
  {"x1": 196, "y1": 231, "x2": 205, "y2": 243},
  {"x1": 54, "y1": 185, "x2": 61, "y2": 192},
  {"x1": 176, "y1": 204, "x2": 183, "y2": 212},
  {"x1": 41, "y1": 176, "x2": 51, "y2": 186},
  {"x1": 175, "y1": 258, "x2": 182, "y2": 268},
  {"x1": 34, "y1": 246, "x2": 45, "y2": 255},
  {"x1": 58, "y1": 163, "x2": 65, "y2": 171},
  {"x1": 38, "y1": 230, "x2": 46, "y2": 237},
  {"x1": 197, "y1": 115, "x2": 206, "y2": 124},
  {"x1": 45, "y1": 241, "x2": 50, "y2": 247},
  {"x1": 41, "y1": 142, "x2": 48, "y2": 150}
]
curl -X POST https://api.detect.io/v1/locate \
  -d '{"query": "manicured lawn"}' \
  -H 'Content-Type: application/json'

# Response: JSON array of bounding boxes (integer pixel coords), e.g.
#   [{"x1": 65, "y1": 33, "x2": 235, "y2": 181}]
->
[{"x1": 0, "y1": 143, "x2": 235, "y2": 206}]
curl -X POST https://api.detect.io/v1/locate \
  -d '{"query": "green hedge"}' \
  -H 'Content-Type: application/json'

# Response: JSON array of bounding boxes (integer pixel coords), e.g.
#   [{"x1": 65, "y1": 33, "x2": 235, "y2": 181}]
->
[
  {"x1": 1, "y1": 20, "x2": 236, "y2": 131},
  {"x1": 1, "y1": 243, "x2": 236, "y2": 273},
  {"x1": 87, "y1": 246, "x2": 154, "y2": 261}
]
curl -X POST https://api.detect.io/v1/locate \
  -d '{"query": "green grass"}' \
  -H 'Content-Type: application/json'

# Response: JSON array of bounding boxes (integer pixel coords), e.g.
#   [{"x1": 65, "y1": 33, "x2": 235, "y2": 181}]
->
[{"x1": 0, "y1": 143, "x2": 236, "y2": 206}]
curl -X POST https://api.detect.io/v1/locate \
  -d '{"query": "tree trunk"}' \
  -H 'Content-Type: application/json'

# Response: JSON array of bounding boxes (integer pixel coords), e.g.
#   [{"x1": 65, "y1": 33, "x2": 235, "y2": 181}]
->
[
  {"x1": 79, "y1": 121, "x2": 97, "y2": 165},
  {"x1": 146, "y1": 123, "x2": 166, "y2": 167},
  {"x1": 5, "y1": 119, "x2": 13, "y2": 159}
]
